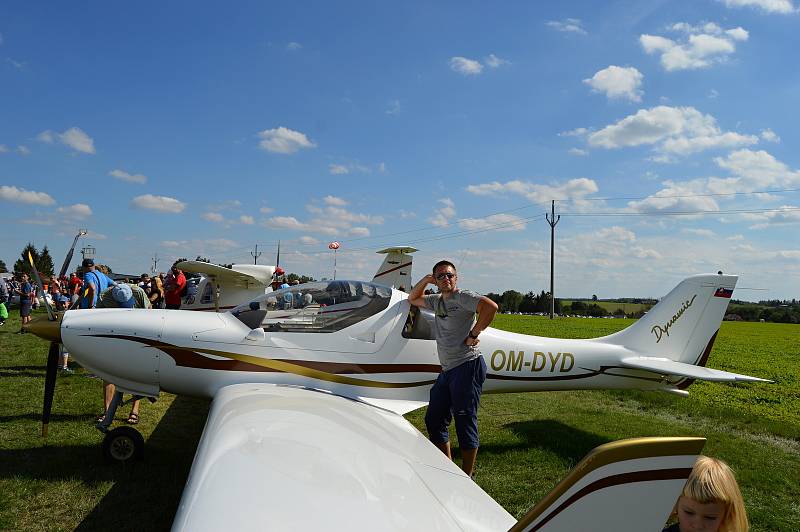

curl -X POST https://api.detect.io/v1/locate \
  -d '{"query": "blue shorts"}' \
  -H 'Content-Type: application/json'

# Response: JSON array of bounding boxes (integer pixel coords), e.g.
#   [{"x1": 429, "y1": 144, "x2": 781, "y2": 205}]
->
[{"x1": 425, "y1": 355, "x2": 487, "y2": 450}]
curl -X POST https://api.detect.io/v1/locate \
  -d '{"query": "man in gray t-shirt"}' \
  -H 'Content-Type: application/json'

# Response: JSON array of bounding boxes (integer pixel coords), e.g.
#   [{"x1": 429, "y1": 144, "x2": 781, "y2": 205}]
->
[{"x1": 408, "y1": 260, "x2": 498, "y2": 478}]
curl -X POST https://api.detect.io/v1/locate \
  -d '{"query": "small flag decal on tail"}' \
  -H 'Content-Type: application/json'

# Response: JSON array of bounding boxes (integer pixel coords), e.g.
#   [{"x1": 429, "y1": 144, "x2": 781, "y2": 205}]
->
[{"x1": 714, "y1": 287, "x2": 733, "y2": 298}]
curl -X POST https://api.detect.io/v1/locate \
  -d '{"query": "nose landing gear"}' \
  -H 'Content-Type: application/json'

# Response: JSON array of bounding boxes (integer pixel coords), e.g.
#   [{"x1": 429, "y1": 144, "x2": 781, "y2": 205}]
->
[{"x1": 96, "y1": 390, "x2": 155, "y2": 463}]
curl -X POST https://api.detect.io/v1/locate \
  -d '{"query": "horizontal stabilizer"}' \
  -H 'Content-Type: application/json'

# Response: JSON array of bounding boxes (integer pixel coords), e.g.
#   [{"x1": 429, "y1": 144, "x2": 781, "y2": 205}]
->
[
  {"x1": 176, "y1": 261, "x2": 275, "y2": 286},
  {"x1": 621, "y1": 357, "x2": 771, "y2": 383}
]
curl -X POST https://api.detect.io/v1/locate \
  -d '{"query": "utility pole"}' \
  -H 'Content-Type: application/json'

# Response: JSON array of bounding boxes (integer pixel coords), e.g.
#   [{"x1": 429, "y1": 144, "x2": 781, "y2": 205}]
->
[
  {"x1": 151, "y1": 253, "x2": 160, "y2": 274},
  {"x1": 251, "y1": 244, "x2": 262, "y2": 265},
  {"x1": 545, "y1": 200, "x2": 560, "y2": 319},
  {"x1": 275, "y1": 240, "x2": 281, "y2": 268}
]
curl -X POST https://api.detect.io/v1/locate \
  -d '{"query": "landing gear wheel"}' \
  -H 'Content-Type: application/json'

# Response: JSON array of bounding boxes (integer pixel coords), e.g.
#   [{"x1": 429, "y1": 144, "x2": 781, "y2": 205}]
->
[{"x1": 102, "y1": 426, "x2": 144, "y2": 463}]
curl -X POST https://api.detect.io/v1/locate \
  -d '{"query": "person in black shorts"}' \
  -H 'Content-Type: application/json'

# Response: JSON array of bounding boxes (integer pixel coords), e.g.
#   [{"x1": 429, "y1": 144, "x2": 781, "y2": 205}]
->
[{"x1": 407, "y1": 260, "x2": 498, "y2": 478}]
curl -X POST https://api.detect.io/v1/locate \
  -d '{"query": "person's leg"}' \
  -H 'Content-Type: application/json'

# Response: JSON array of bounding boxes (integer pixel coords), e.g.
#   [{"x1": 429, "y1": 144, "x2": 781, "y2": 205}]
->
[
  {"x1": 104, "y1": 382, "x2": 116, "y2": 411},
  {"x1": 127, "y1": 399, "x2": 140, "y2": 424},
  {"x1": 451, "y1": 357, "x2": 487, "y2": 477},
  {"x1": 425, "y1": 372, "x2": 453, "y2": 459}
]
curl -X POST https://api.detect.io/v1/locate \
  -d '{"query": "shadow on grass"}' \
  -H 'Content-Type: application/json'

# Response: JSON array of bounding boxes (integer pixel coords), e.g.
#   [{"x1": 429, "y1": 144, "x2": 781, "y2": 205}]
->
[
  {"x1": 0, "y1": 395, "x2": 210, "y2": 532},
  {"x1": 75, "y1": 395, "x2": 210, "y2": 532},
  {"x1": 484, "y1": 419, "x2": 612, "y2": 464},
  {"x1": 0, "y1": 413, "x2": 99, "y2": 423}
]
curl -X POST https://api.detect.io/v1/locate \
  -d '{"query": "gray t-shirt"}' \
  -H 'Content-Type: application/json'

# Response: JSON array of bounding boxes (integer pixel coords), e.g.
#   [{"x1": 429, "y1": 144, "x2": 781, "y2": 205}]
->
[{"x1": 423, "y1": 289, "x2": 482, "y2": 372}]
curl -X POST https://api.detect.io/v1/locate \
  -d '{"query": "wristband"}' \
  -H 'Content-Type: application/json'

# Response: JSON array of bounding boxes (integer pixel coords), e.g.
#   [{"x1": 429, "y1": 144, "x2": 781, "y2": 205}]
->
[{"x1": 468, "y1": 331, "x2": 479, "y2": 339}]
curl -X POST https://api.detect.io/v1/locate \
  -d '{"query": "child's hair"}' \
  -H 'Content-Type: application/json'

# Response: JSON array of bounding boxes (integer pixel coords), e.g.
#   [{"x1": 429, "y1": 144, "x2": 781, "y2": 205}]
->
[{"x1": 680, "y1": 456, "x2": 749, "y2": 532}]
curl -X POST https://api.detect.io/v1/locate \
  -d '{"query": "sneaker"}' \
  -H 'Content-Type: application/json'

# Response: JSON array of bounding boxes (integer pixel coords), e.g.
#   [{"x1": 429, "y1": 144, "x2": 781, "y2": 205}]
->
[{"x1": 59, "y1": 367, "x2": 74, "y2": 374}]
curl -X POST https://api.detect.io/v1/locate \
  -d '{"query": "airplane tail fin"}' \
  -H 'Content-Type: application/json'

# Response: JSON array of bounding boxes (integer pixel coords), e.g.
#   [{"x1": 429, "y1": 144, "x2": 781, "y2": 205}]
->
[
  {"x1": 510, "y1": 437, "x2": 705, "y2": 532},
  {"x1": 597, "y1": 273, "x2": 737, "y2": 366},
  {"x1": 371, "y1": 246, "x2": 417, "y2": 291}
]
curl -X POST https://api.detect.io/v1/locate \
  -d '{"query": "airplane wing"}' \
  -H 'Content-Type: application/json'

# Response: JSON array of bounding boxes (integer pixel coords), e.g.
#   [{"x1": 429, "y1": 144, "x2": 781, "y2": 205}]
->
[
  {"x1": 176, "y1": 261, "x2": 273, "y2": 288},
  {"x1": 620, "y1": 357, "x2": 771, "y2": 383},
  {"x1": 171, "y1": 383, "x2": 516, "y2": 532}
]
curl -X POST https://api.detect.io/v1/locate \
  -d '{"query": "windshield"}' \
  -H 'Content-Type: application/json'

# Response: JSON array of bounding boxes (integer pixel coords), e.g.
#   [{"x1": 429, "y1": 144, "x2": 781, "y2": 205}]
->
[{"x1": 231, "y1": 280, "x2": 392, "y2": 332}]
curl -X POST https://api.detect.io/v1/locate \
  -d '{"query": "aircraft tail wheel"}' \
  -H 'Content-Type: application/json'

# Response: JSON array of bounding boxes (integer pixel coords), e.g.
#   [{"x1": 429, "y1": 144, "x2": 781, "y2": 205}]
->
[{"x1": 102, "y1": 426, "x2": 145, "y2": 463}]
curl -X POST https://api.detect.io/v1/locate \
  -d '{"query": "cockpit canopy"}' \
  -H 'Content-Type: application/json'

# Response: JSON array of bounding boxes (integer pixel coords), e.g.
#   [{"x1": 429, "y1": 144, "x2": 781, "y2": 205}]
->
[{"x1": 231, "y1": 280, "x2": 393, "y2": 332}]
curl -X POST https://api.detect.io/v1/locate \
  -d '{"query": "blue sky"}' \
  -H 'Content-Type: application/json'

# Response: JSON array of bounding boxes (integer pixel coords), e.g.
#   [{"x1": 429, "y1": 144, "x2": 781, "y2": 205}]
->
[{"x1": 2, "y1": 0, "x2": 799, "y2": 300}]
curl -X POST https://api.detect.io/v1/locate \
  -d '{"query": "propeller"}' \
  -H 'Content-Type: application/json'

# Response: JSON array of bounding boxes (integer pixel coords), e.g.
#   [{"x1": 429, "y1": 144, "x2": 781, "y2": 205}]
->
[{"x1": 23, "y1": 252, "x2": 63, "y2": 438}]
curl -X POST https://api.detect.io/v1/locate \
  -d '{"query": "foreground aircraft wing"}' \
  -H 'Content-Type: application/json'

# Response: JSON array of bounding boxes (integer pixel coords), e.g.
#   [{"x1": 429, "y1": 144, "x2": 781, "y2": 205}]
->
[
  {"x1": 176, "y1": 261, "x2": 272, "y2": 288},
  {"x1": 172, "y1": 383, "x2": 515, "y2": 532},
  {"x1": 173, "y1": 384, "x2": 707, "y2": 531},
  {"x1": 621, "y1": 357, "x2": 771, "y2": 383}
]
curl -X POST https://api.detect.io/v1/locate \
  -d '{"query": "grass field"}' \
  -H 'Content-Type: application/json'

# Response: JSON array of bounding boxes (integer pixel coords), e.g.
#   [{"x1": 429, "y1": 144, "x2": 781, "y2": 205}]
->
[
  {"x1": 1, "y1": 310, "x2": 798, "y2": 531},
  {"x1": 559, "y1": 300, "x2": 652, "y2": 314}
]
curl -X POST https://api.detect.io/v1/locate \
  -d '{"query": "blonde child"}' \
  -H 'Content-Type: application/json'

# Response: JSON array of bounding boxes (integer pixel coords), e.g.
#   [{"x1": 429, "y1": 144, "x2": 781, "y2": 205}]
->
[{"x1": 664, "y1": 455, "x2": 749, "y2": 532}]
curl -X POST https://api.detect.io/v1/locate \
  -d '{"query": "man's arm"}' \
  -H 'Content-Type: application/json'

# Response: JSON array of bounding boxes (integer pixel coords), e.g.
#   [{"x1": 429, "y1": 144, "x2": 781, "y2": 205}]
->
[
  {"x1": 407, "y1": 274, "x2": 435, "y2": 308},
  {"x1": 465, "y1": 296, "x2": 498, "y2": 347}
]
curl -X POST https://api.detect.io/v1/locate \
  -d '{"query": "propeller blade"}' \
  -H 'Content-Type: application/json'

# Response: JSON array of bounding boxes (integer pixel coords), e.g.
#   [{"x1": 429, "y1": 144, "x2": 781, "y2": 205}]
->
[
  {"x1": 42, "y1": 341, "x2": 60, "y2": 438},
  {"x1": 26, "y1": 251, "x2": 56, "y2": 322}
]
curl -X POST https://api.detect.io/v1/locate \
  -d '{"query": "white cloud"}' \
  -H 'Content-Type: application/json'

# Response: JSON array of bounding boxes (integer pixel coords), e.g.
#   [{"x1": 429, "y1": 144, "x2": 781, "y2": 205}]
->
[
  {"x1": 377, "y1": 162, "x2": 386, "y2": 173},
  {"x1": 323, "y1": 195, "x2": 348, "y2": 206},
  {"x1": 640, "y1": 23, "x2": 749, "y2": 71},
  {"x1": 257, "y1": 126, "x2": 316, "y2": 154},
  {"x1": 744, "y1": 205, "x2": 800, "y2": 229},
  {"x1": 449, "y1": 56, "x2": 483, "y2": 75},
  {"x1": 429, "y1": 198, "x2": 456, "y2": 227},
  {"x1": 760, "y1": 129, "x2": 781, "y2": 143},
  {"x1": 458, "y1": 213, "x2": 527, "y2": 232},
  {"x1": 583, "y1": 66, "x2": 644, "y2": 102},
  {"x1": 259, "y1": 206, "x2": 274, "y2": 214},
  {"x1": 59, "y1": 127, "x2": 96, "y2": 154},
  {"x1": 299, "y1": 236, "x2": 319, "y2": 245},
  {"x1": 56, "y1": 203, "x2": 92, "y2": 218},
  {"x1": 682, "y1": 228, "x2": 716, "y2": 237},
  {"x1": 559, "y1": 127, "x2": 590, "y2": 138},
  {"x1": 0, "y1": 185, "x2": 55, "y2": 205},
  {"x1": 588, "y1": 106, "x2": 757, "y2": 157},
  {"x1": 109, "y1": 168, "x2": 147, "y2": 184},
  {"x1": 239, "y1": 215, "x2": 254, "y2": 225},
  {"x1": 203, "y1": 212, "x2": 224, "y2": 222},
  {"x1": 485, "y1": 54, "x2": 510, "y2": 68},
  {"x1": 286, "y1": 41, "x2": 302, "y2": 51},
  {"x1": 708, "y1": 89, "x2": 720, "y2": 99},
  {"x1": 0, "y1": 144, "x2": 7, "y2": 153},
  {"x1": 348, "y1": 227, "x2": 370, "y2": 237},
  {"x1": 265, "y1": 216, "x2": 306, "y2": 231},
  {"x1": 329, "y1": 164, "x2": 349, "y2": 175},
  {"x1": 546, "y1": 18, "x2": 587, "y2": 35},
  {"x1": 6, "y1": 58, "x2": 24, "y2": 69},
  {"x1": 386, "y1": 99, "x2": 401, "y2": 115},
  {"x1": 569, "y1": 148, "x2": 589, "y2": 156},
  {"x1": 720, "y1": 0, "x2": 796, "y2": 14},
  {"x1": 466, "y1": 177, "x2": 599, "y2": 208},
  {"x1": 36, "y1": 131, "x2": 54, "y2": 143},
  {"x1": 628, "y1": 149, "x2": 800, "y2": 216},
  {"x1": 16, "y1": 145, "x2": 30, "y2": 155},
  {"x1": 131, "y1": 194, "x2": 186, "y2": 213}
]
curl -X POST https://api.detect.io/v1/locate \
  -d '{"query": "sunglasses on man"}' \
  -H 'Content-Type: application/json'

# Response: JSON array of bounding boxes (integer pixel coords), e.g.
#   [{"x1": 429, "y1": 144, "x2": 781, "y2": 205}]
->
[{"x1": 435, "y1": 272, "x2": 455, "y2": 280}]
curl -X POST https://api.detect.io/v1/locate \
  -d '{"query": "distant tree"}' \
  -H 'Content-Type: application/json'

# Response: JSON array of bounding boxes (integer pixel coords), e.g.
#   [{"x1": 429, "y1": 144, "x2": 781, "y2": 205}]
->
[
  {"x1": 484, "y1": 292, "x2": 502, "y2": 306},
  {"x1": 195, "y1": 256, "x2": 210, "y2": 263},
  {"x1": 571, "y1": 300, "x2": 587, "y2": 313},
  {"x1": 287, "y1": 273, "x2": 316, "y2": 284},
  {"x1": 592, "y1": 294, "x2": 598, "y2": 301},
  {"x1": 39, "y1": 246, "x2": 55, "y2": 277},
  {"x1": 14, "y1": 243, "x2": 41, "y2": 278},
  {"x1": 0, "y1": 259, "x2": 7, "y2": 273},
  {"x1": 585, "y1": 303, "x2": 608, "y2": 317},
  {"x1": 519, "y1": 291, "x2": 537, "y2": 313},
  {"x1": 500, "y1": 290, "x2": 523, "y2": 313}
]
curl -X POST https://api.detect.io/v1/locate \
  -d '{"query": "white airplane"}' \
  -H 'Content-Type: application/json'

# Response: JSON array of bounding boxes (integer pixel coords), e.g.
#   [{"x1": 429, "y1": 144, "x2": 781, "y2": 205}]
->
[
  {"x1": 371, "y1": 246, "x2": 416, "y2": 290},
  {"x1": 24, "y1": 271, "x2": 768, "y2": 531},
  {"x1": 174, "y1": 261, "x2": 276, "y2": 311},
  {"x1": 175, "y1": 245, "x2": 417, "y2": 311}
]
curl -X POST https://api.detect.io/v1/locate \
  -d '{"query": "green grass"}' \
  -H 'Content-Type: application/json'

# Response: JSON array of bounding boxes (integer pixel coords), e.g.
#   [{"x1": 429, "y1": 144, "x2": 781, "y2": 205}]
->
[
  {"x1": 1, "y1": 311, "x2": 798, "y2": 531},
  {"x1": 560, "y1": 300, "x2": 652, "y2": 314}
]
